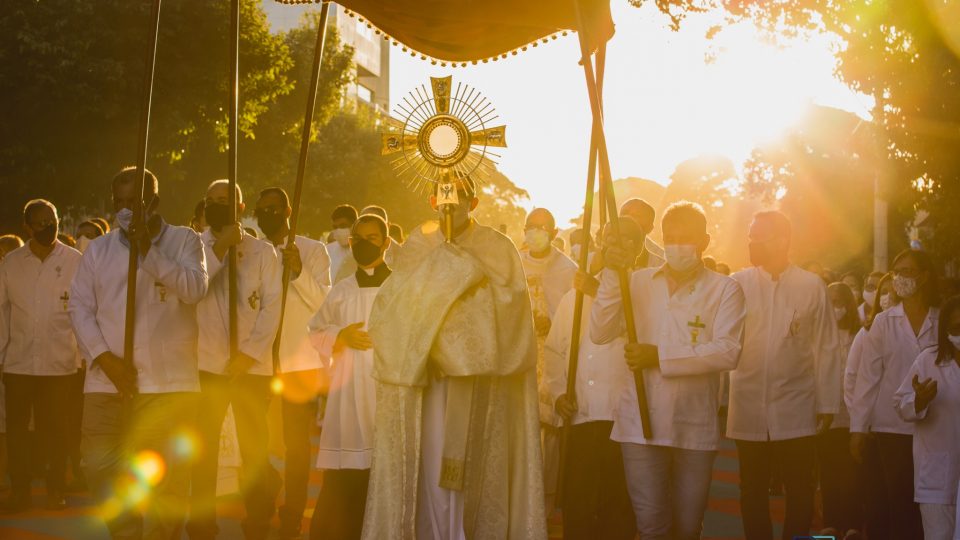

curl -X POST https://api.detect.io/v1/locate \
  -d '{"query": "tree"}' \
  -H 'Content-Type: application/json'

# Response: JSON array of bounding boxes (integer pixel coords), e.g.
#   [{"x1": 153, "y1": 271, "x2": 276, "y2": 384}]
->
[{"x1": 0, "y1": 0, "x2": 293, "y2": 232}]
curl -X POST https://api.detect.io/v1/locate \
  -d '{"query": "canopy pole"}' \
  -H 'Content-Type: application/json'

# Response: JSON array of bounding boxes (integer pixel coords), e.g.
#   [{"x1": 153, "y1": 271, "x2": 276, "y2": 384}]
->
[
  {"x1": 123, "y1": 0, "x2": 163, "y2": 392},
  {"x1": 572, "y1": 0, "x2": 653, "y2": 440},
  {"x1": 273, "y1": 1, "x2": 332, "y2": 376},
  {"x1": 595, "y1": 46, "x2": 607, "y2": 227},
  {"x1": 554, "y1": 44, "x2": 604, "y2": 509},
  {"x1": 227, "y1": 0, "x2": 240, "y2": 360}
]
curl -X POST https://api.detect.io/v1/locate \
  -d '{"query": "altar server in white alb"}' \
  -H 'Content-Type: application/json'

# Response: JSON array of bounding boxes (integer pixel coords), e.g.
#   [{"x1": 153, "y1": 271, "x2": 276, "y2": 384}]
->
[
  {"x1": 327, "y1": 205, "x2": 358, "y2": 284},
  {"x1": 188, "y1": 180, "x2": 282, "y2": 540},
  {"x1": 543, "y1": 219, "x2": 643, "y2": 540},
  {"x1": 253, "y1": 187, "x2": 331, "y2": 538},
  {"x1": 307, "y1": 214, "x2": 391, "y2": 540},
  {"x1": 592, "y1": 202, "x2": 745, "y2": 540},
  {"x1": 893, "y1": 295, "x2": 960, "y2": 540},
  {"x1": 727, "y1": 210, "x2": 842, "y2": 540},
  {"x1": 0, "y1": 199, "x2": 82, "y2": 512},
  {"x1": 70, "y1": 167, "x2": 208, "y2": 539}
]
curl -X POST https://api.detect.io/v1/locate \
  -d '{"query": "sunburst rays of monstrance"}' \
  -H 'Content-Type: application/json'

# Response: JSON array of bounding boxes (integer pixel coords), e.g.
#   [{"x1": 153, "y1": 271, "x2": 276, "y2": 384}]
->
[{"x1": 381, "y1": 76, "x2": 507, "y2": 241}]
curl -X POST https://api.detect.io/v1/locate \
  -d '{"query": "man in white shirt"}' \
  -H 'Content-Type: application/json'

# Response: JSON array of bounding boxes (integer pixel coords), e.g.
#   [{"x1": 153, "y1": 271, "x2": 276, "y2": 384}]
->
[
  {"x1": 521, "y1": 207, "x2": 577, "y2": 508},
  {"x1": 186, "y1": 180, "x2": 282, "y2": 540},
  {"x1": 253, "y1": 187, "x2": 331, "y2": 539},
  {"x1": 327, "y1": 205, "x2": 357, "y2": 283},
  {"x1": 0, "y1": 200, "x2": 82, "y2": 512},
  {"x1": 619, "y1": 198, "x2": 665, "y2": 268},
  {"x1": 592, "y1": 203, "x2": 746, "y2": 539},
  {"x1": 70, "y1": 167, "x2": 208, "y2": 539},
  {"x1": 543, "y1": 221, "x2": 637, "y2": 539},
  {"x1": 727, "y1": 210, "x2": 841, "y2": 540}
]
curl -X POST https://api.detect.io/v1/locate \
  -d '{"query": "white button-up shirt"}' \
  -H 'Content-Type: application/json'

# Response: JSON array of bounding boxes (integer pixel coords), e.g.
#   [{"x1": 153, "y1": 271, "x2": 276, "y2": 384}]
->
[
  {"x1": 542, "y1": 289, "x2": 630, "y2": 427},
  {"x1": 198, "y1": 230, "x2": 281, "y2": 376},
  {"x1": 727, "y1": 265, "x2": 842, "y2": 441},
  {"x1": 850, "y1": 303, "x2": 939, "y2": 434},
  {"x1": 0, "y1": 241, "x2": 82, "y2": 375},
  {"x1": 521, "y1": 246, "x2": 577, "y2": 319},
  {"x1": 70, "y1": 223, "x2": 207, "y2": 394},
  {"x1": 273, "y1": 235, "x2": 330, "y2": 373},
  {"x1": 893, "y1": 348, "x2": 960, "y2": 505},
  {"x1": 591, "y1": 265, "x2": 745, "y2": 451}
]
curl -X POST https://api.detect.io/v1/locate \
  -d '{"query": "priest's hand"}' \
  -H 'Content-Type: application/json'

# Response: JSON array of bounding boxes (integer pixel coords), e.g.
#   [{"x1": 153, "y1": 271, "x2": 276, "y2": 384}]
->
[
  {"x1": 573, "y1": 270, "x2": 599, "y2": 297},
  {"x1": 912, "y1": 374, "x2": 938, "y2": 413},
  {"x1": 95, "y1": 351, "x2": 138, "y2": 398},
  {"x1": 555, "y1": 394, "x2": 578, "y2": 421},
  {"x1": 337, "y1": 322, "x2": 373, "y2": 351},
  {"x1": 625, "y1": 343, "x2": 659, "y2": 372},
  {"x1": 213, "y1": 223, "x2": 243, "y2": 262},
  {"x1": 281, "y1": 243, "x2": 303, "y2": 280},
  {"x1": 849, "y1": 431, "x2": 868, "y2": 464},
  {"x1": 534, "y1": 314, "x2": 552, "y2": 337},
  {"x1": 226, "y1": 352, "x2": 257, "y2": 379},
  {"x1": 816, "y1": 413, "x2": 834, "y2": 434}
]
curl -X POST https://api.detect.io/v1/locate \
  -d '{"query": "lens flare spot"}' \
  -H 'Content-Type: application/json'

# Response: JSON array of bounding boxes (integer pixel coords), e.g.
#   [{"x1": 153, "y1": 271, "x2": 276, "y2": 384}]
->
[
  {"x1": 131, "y1": 450, "x2": 166, "y2": 487},
  {"x1": 270, "y1": 376, "x2": 284, "y2": 395}
]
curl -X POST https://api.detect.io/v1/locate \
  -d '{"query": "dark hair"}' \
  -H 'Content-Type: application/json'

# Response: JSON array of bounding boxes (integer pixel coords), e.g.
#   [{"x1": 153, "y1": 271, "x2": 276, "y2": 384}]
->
[
  {"x1": 828, "y1": 282, "x2": 860, "y2": 332},
  {"x1": 867, "y1": 272, "x2": 897, "y2": 330},
  {"x1": 352, "y1": 214, "x2": 388, "y2": 239},
  {"x1": 935, "y1": 295, "x2": 960, "y2": 365},
  {"x1": 388, "y1": 223, "x2": 404, "y2": 243},
  {"x1": 58, "y1": 233, "x2": 76, "y2": 247},
  {"x1": 841, "y1": 271, "x2": 863, "y2": 286},
  {"x1": 331, "y1": 204, "x2": 358, "y2": 224},
  {"x1": 259, "y1": 187, "x2": 290, "y2": 208},
  {"x1": 78, "y1": 220, "x2": 105, "y2": 237},
  {"x1": 112, "y1": 166, "x2": 159, "y2": 197},
  {"x1": 703, "y1": 256, "x2": 717, "y2": 271},
  {"x1": 891, "y1": 248, "x2": 940, "y2": 307},
  {"x1": 662, "y1": 200, "x2": 707, "y2": 235},
  {"x1": 193, "y1": 199, "x2": 205, "y2": 219},
  {"x1": 361, "y1": 205, "x2": 389, "y2": 223},
  {"x1": 753, "y1": 210, "x2": 792, "y2": 242},
  {"x1": 91, "y1": 217, "x2": 111, "y2": 233},
  {"x1": 23, "y1": 199, "x2": 57, "y2": 224}
]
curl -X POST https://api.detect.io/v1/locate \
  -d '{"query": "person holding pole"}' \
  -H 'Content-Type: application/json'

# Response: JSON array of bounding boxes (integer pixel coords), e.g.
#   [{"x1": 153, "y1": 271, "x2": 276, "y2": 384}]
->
[
  {"x1": 727, "y1": 210, "x2": 842, "y2": 540},
  {"x1": 591, "y1": 203, "x2": 745, "y2": 539},
  {"x1": 70, "y1": 167, "x2": 208, "y2": 539},
  {"x1": 543, "y1": 219, "x2": 636, "y2": 540},
  {"x1": 254, "y1": 186, "x2": 332, "y2": 539},
  {"x1": 187, "y1": 180, "x2": 282, "y2": 540}
]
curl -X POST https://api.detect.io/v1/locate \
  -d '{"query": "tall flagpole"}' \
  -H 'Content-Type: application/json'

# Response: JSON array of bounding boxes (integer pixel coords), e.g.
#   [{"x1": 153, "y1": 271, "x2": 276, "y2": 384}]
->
[
  {"x1": 572, "y1": 0, "x2": 653, "y2": 439},
  {"x1": 273, "y1": 1, "x2": 332, "y2": 376},
  {"x1": 123, "y1": 0, "x2": 164, "y2": 389},
  {"x1": 227, "y1": 0, "x2": 240, "y2": 360}
]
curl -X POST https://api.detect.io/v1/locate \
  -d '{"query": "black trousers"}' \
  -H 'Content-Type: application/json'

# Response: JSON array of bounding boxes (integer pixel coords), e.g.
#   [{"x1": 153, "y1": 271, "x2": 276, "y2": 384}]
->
[
  {"x1": 815, "y1": 428, "x2": 863, "y2": 534},
  {"x1": 560, "y1": 420, "x2": 636, "y2": 540},
  {"x1": 66, "y1": 368, "x2": 85, "y2": 480},
  {"x1": 278, "y1": 396, "x2": 318, "y2": 535},
  {"x1": 735, "y1": 436, "x2": 817, "y2": 540},
  {"x1": 859, "y1": 433, "x2": 891, "y2": 540},
  {"x1": 874, "y1": 432, "x2": 924, "y2": 539},
  {"x1": 187, "y1": 372, "x2": 278, "y2": 540},
  {"x1": 3, "y1": 372, "x2": 73, "y2": 496},
  {"x1": 309, "y1": 468, "x2": 370, "y2": 540}
]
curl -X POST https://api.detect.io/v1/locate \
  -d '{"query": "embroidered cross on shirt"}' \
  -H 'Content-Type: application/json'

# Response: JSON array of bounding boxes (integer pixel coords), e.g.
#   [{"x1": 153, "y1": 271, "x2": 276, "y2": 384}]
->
[
  {"x1": 687, "y1": 315, "x2": 706, "y2": 344},
  {"x1": 248, "y1": 290, "x2": 259, "y2": 310},
  {"x1": 155, "y1": 282, "x2": 167, "y2": 302},
  {"x1": 60, "y1": 291, "x2": 69, "y2": 311}
]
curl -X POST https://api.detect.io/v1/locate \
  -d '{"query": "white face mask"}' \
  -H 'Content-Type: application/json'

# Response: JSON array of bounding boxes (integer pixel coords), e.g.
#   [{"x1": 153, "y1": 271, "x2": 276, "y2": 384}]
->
[
  {"x1": 893, "y1": 275, "x2": 919, "y2": 299},
  {"x1": 76, "y1": 235, "x2": 92, "y2": 253},
  {"x1": 664, "y1": 244, "x2": 700, "y2": 273},
  {"x1": 880, "y1": 293, "x2": 894, "y2": 311},
  {"x1": 115, "y1": 208, "x2": 134, "y2": 232},
  {"x1": 332, "y1": 227, "x2": 350, "y2": 247},
  {"x1": 833, "y1": 307, "x2": 847, "y2": 321},
  {"x1": 862, "y1": 289, "x2": 876, "y2": 307},
  {"x1": 949, "y1": 334, "x2": 960, "y2": 350},
  {"x1": 525, "y1": 229, "x2": 551, "y2": 253}
]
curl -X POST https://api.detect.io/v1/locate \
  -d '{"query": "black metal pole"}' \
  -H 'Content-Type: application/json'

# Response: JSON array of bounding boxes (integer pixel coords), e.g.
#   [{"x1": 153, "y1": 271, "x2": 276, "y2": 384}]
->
[
  {"x1": 123, "y1": 0, "x2": 163, "y2": 392},
  {"x1": 571, "y1": 0, "x2": 653, "y2": 439},
  {"x1": 273, "y1": 1, "x2": 331, "y2": 376},
  {"x1": 227, "y1": 0, "x2": 240, "y2": 360}
]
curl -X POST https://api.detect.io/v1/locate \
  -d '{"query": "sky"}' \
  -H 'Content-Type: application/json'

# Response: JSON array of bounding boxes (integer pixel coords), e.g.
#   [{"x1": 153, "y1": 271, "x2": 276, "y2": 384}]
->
[{"x1": 267, "y1": 2, "x2": 875, "y2": 225}]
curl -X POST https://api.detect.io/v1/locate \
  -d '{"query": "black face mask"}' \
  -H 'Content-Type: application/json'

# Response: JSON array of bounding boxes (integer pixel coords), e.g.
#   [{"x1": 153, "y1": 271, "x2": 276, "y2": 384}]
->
[
  {"x1": 34, "y1": 224, "x2": 58, "y2": 246},
  {"x1": 351, "y1": 238, "x2": 382, "y2": 267},
  {"x1": 255, "y1": 210, "x2": 285, "y2": 237},
  {"x1": 204, "y1": 202, "x2": 231, "y2": 231}
]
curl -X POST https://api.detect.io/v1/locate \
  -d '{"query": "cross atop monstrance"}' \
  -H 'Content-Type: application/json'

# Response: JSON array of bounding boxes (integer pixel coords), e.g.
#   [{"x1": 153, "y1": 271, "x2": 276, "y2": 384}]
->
[{"x1": 381, "y1": 75, "x2": 507, "y2": 240}]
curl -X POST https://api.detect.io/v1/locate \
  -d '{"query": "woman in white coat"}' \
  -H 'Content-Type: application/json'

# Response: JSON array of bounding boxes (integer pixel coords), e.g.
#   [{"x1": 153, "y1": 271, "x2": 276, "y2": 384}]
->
[{"x1": 894, "y1": 295, "x2": 960, "y2": 540}]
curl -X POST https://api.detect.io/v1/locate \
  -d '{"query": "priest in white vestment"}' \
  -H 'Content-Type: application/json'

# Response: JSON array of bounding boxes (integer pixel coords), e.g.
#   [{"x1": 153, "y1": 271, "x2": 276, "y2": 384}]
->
[{"x1": 362, "y1": 181, "x2": 547, "y2": 540}]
